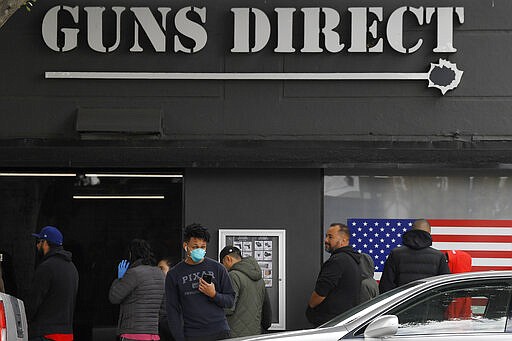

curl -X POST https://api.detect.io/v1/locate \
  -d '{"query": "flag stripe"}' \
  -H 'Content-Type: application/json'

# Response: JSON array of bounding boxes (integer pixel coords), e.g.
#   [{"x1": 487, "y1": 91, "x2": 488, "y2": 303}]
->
[
  {"x1": 464, "y1": 251, "x2": 512, "y2": 258},
  {"x1": 432, "y1": 242, "x2": 512, "y2": 251},
  {"x1": 472, "y1": 266, "x2": 512, "y2": 271},
  {"x1": 472, "y1": 258, "x2": 512, "y2": 267},
  {"x1": 431, "y1": 227, "x2": 512, "y2": 236},
  {"x1": 428, "y1": 219, "x2": 512, "y2": 227},
  {"x1": 432, "y1": 235, "x2": 512, "y2": 243}
]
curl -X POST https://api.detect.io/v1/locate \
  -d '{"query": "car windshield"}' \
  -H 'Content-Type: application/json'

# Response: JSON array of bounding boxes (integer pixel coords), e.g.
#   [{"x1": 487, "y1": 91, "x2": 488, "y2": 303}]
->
[{"x1": 319, "y1": 281, "x2": 424, "y2": 328}]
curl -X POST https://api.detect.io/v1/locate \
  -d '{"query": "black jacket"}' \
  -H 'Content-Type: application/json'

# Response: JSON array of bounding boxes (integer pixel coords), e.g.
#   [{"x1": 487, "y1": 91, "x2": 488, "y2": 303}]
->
[
  {"x1": 27, "y1": 247, "x2": 79, "y2": 338},
  {"x1": 379, "y1": 229, "x2": 450, "y2": 293},
  {"x1": 306, "y1": 246, "x2": 361, "y2": 326}
]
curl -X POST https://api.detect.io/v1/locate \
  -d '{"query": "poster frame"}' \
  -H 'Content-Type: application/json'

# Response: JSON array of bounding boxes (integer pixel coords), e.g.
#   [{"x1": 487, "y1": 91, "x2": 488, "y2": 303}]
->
[{"x1": 218, "y1": 228, "x2": 286, "y2": 330}]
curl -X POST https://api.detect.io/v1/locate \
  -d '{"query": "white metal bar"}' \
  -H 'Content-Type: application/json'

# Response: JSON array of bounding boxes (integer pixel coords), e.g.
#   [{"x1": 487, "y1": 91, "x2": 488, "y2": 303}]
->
[
  {"x1": 73, "y1": 195, "x2": 165, "y2": 199},
  {"x1": 46, "y1": 71, "x2": 429, "y2": 81}
]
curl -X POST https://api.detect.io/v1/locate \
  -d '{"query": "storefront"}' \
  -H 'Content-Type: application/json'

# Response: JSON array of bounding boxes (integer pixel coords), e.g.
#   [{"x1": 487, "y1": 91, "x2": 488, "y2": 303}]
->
[{"x1": 0, "y1": 0, "x2": 511, "y2": 339}]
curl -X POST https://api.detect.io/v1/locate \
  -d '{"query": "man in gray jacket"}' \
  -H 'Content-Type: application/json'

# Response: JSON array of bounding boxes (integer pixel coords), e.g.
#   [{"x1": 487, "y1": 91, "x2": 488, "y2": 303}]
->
[{"x1": 220, "y1": 246, "x2": 268, "y2": 338}]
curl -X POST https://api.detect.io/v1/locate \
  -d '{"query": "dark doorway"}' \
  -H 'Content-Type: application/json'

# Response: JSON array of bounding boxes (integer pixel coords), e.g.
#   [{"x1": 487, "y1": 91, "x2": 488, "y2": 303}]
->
[{"x1": 0, "y1": 173, "x2": 183, "y2": 341}]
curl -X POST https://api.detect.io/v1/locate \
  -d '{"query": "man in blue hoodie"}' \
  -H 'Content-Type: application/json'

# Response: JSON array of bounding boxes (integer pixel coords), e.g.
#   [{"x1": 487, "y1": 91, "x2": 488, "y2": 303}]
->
[{"x1": 166, "y1": 224, "x2": 235, "y2": 341}]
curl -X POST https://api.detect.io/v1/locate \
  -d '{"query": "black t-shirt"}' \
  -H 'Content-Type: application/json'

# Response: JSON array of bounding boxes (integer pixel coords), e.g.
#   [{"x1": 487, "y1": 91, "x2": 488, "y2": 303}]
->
[{"x1": 307, "y1": 246, "x2": 361, "y2": 326}]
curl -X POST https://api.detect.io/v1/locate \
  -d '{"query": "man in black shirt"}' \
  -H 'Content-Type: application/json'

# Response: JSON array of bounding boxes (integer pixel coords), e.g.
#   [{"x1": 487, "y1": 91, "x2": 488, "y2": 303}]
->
[{"x1": 306, "y1": 223, "x2": 361, "y2": 327}]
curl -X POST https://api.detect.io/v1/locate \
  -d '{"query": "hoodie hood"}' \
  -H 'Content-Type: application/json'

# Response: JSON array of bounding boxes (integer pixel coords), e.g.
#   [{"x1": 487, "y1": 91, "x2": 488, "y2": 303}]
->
[
  {"x1": 231, "y1": 256, "x2": 262, "y2": 281},
  {"x1": 44, "y1": 246, "x2": 73, "y2": 262},
  {"x1": 332, "y1": 245, "x2": 361, "y2": 264},
  {"x1": 359, "y1": 253, "x2": 375, "y2": 279},
  {"x1": 402, "y1": 229, "x2": 432, "y2": 250}
]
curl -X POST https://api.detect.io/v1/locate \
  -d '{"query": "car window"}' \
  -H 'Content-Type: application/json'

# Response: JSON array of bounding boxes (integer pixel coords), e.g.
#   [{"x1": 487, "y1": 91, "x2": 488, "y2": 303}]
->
[
  {"x1": 320, "y1": 281, "x2": 423, "y2": 328},
  {"x1": 387, "y1": 279, "x2": 512, "y2": 335}
]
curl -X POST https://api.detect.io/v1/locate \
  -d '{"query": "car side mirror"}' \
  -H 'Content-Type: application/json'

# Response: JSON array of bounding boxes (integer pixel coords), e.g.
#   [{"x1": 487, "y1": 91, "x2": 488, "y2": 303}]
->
[{"x1": 363, "y1": 315, "x2": 399, "y2": 338}]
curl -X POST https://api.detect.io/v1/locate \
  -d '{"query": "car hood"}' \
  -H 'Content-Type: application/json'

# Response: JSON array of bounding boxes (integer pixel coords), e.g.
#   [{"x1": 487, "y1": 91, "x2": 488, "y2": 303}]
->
[{"x1": 228, "y1": 325, "x2": 349, "y2": 341}]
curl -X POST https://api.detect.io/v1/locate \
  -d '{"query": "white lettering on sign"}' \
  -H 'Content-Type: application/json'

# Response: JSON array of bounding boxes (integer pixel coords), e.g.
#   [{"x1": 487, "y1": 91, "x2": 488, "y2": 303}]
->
[
  {"x1": 42, "y1": 5, "x2": 208, "y2": 53},
  {"x1": 41, "y1": 5, "x2": 464, "y2": 54}
]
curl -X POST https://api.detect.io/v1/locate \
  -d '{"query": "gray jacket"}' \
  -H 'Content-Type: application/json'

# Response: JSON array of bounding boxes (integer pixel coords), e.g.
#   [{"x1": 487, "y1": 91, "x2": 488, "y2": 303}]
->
[
  {"x1": 225, "y1": 257, "x2": 266, "y2": 338},
  {"x1": 359, "y1": 253, "x2": 379, "y2": 303},
  {"x1": 109, "y1": 260, "x2": 165, "y2": 335}
]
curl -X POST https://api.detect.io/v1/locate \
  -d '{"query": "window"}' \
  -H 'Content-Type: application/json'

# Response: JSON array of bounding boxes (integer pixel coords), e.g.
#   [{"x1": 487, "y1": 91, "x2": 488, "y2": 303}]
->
[{"x1": 387, "y1": 279, "x2": 512, "y2": 335}]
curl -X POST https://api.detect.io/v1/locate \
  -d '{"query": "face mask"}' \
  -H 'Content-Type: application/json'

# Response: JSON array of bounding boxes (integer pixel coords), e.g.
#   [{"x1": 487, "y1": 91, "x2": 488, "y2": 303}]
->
[{"x1": 190, "y1": 248, "x2": 206, "y2": 263}]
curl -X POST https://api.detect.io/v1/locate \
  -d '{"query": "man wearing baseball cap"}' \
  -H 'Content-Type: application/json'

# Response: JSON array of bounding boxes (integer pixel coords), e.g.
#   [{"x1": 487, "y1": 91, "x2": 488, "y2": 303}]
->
[
  {"x1": 219, "y1": 246, "x2": 270, "y2": 338},
  {"x1": 27, "y1": 226, "x2": 79, "y2": 341}
]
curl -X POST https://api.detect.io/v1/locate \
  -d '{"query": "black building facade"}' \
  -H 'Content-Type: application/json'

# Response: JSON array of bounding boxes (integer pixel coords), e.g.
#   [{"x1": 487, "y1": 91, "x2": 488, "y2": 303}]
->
[{"x1": 1, "y1": 0, "x2": 511, "y2": 339}]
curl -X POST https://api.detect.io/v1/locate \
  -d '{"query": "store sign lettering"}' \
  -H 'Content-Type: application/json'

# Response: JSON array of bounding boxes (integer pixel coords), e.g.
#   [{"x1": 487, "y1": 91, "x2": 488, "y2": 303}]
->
[{"x1": 42, "y1": 6, "x2": 464, "y2": 54}]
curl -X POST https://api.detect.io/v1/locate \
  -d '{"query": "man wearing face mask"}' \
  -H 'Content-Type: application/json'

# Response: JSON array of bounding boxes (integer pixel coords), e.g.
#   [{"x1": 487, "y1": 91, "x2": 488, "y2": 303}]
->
[
  {"x1": 166, "y1": 224, "x2": 235, "y2": 341},
  {"x1": 305, "y1": 223, "x2": 361, "y2": 327},
  {"x1": 28, "y1": 226, "x2": 79, "y2": 341}
]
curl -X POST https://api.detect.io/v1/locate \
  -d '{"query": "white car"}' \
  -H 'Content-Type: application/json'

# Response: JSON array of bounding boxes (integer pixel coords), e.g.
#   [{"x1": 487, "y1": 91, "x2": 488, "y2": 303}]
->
[
  {"x1": 0, "y1": 292, "x2": 28, "y2": 341},
  {"x1": 231, "y1": 271, "x2": 512, "y2": 341}
]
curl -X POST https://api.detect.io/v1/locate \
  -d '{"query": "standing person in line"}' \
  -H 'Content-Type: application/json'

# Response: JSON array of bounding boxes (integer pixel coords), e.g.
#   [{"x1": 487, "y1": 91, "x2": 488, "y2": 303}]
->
[
  {"x1": 219, "y1": 246, "x2": 267, "y2": 337},
  {"x1": 359, "y1": 253, "x2": 379, "y2": 303},
  {"x1": 0, "y1": 253, "x2": 4, "y2": 293},
  {"x1": 306, "y1": 223, "x2": 361, "y2": 327},
  {"x1": 28, "y1": 226, "x2": 79, "y2": 341},
  {"x1": 109, "y1": 239, "x2": 165, "y2": 341},
  {"x1": 379, "y1": 219, "x2": 450, "y2": 293},
  {"x1": 166, "y1": 224, "x2": 235, "y2": 341},
  {"x1": 157, "y1": 258, "x2": 176, "y2": 341}
]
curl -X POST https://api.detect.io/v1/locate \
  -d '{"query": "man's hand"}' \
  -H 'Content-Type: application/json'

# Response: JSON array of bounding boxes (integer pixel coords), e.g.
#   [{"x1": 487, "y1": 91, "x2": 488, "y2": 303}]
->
[{"x1": 198, "y1": 277, "x2": 216, "y2": 298}]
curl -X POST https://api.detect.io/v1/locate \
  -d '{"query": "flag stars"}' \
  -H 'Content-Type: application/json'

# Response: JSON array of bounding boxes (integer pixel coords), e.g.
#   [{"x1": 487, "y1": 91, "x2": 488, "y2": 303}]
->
[
  {"x1": 369, "y1": 227, "x2": 373, "y2": 232},
  {"x1": 397, "y1": 233, "x2": 401, "y2": 237},
  {"x1": 380, "y1": 239, "x2": 384, "y2": 243},
  {"x1": 352, "y1": 222, "x2": 357, "y2": 226},
  {"x1": 358, "y1": 238, "x2": 362, "y2": 243},
  {"x1": 403, "y1": 228, "x2": 407, "y2": 232},
  {"x1": 391, "y1": 228, "x2": 396, "y2": 232},
  {"x1": 352, "y1": 233, "x2": 356, "y2": 237},
  {"x1": 391, "y1": 239, "x2": 396, "y2": 243},
  {"x1": 374, "y1": 233, "x2": 379, "y2": 237},
  {"x1": 374, "y1": 244, "x2": 379, "y2": 248},
  {"x1": 386, "y1": 244, "x2": 390, "y2": 248},
  {"x1": 386, "y1": 233, "x2": 390, "y2": 237},
  {"x1": 369, "y1": 239, "x2": 373, "y2": 243},
  {"x1": 380, "y1": 261, "x2": 385, "y2": 265},
  {"x1": 380, "y1": 228, "x2": 384, "y2": 232},
  {"x1": 408, "y1": 222, "x2": 412, "y2": 226},
  {"x1": 363, "y1": 233, "x2": 368, "y2": 237},
  {"x1": 386, "y1": 222, "x2": 390, "y2": 226},
  {"x1": 358, "y1": 228, "x2": 362, "y2": 232},
  {"x1": 369, "y1": 250, "x2": 373, "y2": 254},
  {"x1": 397, "y1": 222, "x2": 401, "y2": 226},
  {"x1": 363, "y1": 222, "x2": 368, "y2": 226},
  {"x1": 352, "y1": 244, "x2": 356, "y2": 248},
  {"x1": 374, "y1": 222, "x2": 379, "y2": 226},
  {"x1": 363, "y1": 244, "x2": 368, "y2": 248}
]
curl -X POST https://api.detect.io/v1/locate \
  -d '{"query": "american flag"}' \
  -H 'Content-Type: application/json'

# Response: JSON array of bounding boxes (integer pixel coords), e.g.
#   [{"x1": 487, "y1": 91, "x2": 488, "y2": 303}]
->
[{"x1": 348, "y1": 218, "x2": 512, "y2": 280}]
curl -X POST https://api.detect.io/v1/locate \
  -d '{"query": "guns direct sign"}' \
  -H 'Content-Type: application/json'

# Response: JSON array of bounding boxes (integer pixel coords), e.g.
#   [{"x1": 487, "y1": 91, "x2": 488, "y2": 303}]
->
[{"x1": 42, "y1": 5, "x2": 465, "y2": 94}]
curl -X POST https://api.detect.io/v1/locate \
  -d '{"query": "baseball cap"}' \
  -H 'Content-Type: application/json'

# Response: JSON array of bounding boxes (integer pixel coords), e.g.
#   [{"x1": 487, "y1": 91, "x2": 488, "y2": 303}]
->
[
  {"x1": 32, "y1": 226, "x2": 63, "y2": 246},
  {"x1": 219, "y1": 245, "x2": 241, "y2": 262}
]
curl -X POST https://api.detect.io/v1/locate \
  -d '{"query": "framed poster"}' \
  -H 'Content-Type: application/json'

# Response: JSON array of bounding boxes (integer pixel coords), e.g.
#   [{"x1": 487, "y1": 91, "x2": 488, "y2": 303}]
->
[{"x1": 219, "y1": 229, "x2": 286, "y2": 330}]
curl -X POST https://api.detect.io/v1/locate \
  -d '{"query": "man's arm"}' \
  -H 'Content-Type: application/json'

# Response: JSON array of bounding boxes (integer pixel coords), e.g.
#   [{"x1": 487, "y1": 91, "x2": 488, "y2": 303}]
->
[
  {"x1": 438, "y1": 253, "x2": 451, "y2": 275},
  {"x1": 308, "y1": 291, "x2": 325, "y2": 308},
  {"x1": 212, "y1": 265, "x2": 235, "y2": 308},
  {"x1": 224, "y1": 272, "x2": 240, "y2": 315},
  {"x1": 26, "y1": 265, "x2": 51, "y2": 321},
  {"x1": 108, "y1": 269, "x2": 138, "y2": 304},
  {"x1": 308, "y1": 257, "x2": 342, "y2": 308},
  {"x1": 166, "y1": 272, "x2": 185, "y2": 341}
]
